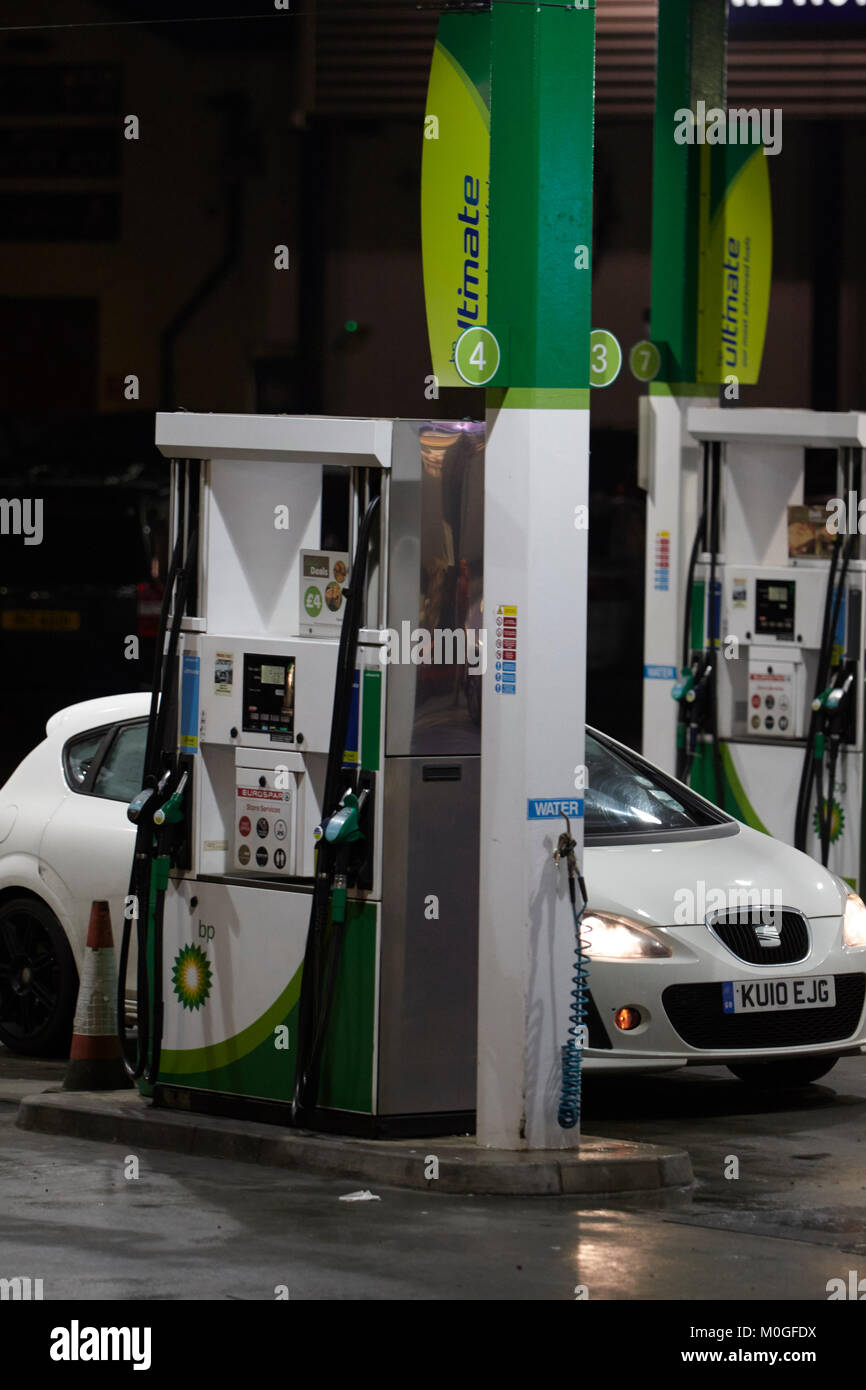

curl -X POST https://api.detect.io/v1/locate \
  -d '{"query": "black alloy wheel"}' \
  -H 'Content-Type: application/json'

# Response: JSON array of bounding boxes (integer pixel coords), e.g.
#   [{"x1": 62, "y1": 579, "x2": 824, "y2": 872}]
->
[{"x1": 0, "y1": 897, "x2": 78, "y2": 1057}]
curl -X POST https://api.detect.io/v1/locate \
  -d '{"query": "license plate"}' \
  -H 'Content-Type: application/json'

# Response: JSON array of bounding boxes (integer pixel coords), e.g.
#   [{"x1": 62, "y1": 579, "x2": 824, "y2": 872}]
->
[
  {"x1": 1, "y1": 609, "x2": 81, "y2": 632},
  {"x1": 722, "y1": 976, "x2": 836, "y2": 1014}
]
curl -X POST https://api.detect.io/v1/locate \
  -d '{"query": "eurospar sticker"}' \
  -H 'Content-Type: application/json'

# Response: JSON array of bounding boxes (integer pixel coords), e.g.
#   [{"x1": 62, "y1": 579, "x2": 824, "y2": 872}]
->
[
  {"x1": 748, "y1": 669, "x2": 793, "y2": 737},
  {"x1": 235, "y1": 784, "x2": 292, "y2": 873}
]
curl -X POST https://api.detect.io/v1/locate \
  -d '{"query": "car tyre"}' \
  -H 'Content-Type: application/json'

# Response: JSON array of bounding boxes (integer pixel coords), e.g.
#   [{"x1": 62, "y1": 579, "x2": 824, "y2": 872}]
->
[
  {"x1": 0, "y1": 897, "x2": 79, "y2": 1057},
  {"x1": 727, "y1": 1055, "x2": 839, "y2": 1089}
]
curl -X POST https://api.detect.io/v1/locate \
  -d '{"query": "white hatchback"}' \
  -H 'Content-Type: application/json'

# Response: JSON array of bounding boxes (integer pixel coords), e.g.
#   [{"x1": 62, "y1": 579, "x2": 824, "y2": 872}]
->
[{"x1": 0, "y1": 694, "x2": 864, "y2": 1090}]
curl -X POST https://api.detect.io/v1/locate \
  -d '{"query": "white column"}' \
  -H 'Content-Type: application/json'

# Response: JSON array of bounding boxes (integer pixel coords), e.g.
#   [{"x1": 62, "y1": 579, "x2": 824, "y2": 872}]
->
[{"x1": 477, "y1": 402, "x2": 588, "y2": 1150}]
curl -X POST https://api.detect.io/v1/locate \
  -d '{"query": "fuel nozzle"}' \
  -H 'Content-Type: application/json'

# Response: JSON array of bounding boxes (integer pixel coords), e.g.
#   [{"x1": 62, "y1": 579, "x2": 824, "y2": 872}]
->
[
  {"x1": 671, "y1": 668, "x2": 695, "y2": 703},
  {"x1": 811, "y1": 663, "x2": 855, "y2": 867},
  {"x1": 672, "y1": 650, "x2": 715, "y2": 783},
  {"x1": 672, "y1": 652, "x2": 713, "y2": 714},
  {"x1": 127, "y1": 787, "x2": 154, "y2": 825},
  {"x1": 314, "y1": 787, "x2": 367, "y2": 847},
  {"x1": 153, "y1": 771, "x2": 188, "y2": 827},
  {"x1": 687, "y1": 655, "x2": 714, "y2": 714},
  {"x1": 812, "y1": 666, "x2": 855, "y2": 727}
]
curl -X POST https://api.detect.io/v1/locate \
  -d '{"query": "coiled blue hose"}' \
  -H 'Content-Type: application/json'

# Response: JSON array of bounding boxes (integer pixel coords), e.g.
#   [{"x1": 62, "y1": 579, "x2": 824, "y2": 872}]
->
[{"x1": 558, "y1": 894, "x2": 590, "y2": 1129}]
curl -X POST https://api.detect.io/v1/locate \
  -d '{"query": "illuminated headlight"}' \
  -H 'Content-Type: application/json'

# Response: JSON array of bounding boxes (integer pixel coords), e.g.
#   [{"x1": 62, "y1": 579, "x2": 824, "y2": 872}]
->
[
  {"x1": 843, "y1": 893, "x2": 866, "y2": 949},
  {"x1": 582, "y1": 912, "x2": 672, "y2": 960}
]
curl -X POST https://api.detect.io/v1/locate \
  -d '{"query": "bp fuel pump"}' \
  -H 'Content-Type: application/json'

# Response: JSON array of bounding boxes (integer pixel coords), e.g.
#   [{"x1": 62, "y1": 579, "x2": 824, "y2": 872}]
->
[
  {"x1": 644, "y1": 407, "x2": 866, "y2": 889},
  {"x1": 121, "y1": 413, "x2": 488, "y2": 1136},
  {"x1": 113, "y1": 0, "x2": 598, "y2": 1152}
]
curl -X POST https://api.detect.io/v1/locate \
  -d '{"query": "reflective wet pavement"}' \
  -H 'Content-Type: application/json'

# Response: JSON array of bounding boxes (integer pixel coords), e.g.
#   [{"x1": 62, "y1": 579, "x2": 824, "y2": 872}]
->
[{"x1": 1, "y1": 1049, "x2": 864, "y2": 1299}]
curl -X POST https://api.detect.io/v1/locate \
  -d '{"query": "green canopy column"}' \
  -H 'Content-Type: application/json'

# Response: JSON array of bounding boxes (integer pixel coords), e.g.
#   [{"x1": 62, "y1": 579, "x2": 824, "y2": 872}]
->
[
  {"x1": 641, "y1": 0, "x2": 727, "y2": 774},
  {"x1": 477, "y1": 0, "x2": 596, "y2": 1149}
]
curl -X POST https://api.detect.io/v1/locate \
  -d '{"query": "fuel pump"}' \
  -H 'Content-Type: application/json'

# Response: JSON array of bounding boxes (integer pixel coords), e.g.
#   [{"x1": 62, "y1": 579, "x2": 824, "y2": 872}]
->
[
  {"x1": 652, "y1": 408, "x2": 866, "y2": 889},
  {"x1": 130, "y1": 414, "x2": 485, "y2": 1138}
]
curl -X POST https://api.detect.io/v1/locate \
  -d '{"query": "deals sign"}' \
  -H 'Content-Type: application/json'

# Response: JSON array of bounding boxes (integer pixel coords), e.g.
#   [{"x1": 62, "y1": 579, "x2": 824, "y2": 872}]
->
[{"x1": 421, "y1": 12, "x2": 491, "y2": 388}]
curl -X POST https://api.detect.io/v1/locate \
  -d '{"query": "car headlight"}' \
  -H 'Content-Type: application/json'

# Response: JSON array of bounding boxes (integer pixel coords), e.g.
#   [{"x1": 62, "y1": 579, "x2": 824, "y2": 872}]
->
[
  {"x1": 583, "y1": 912, "x2": 672, "y2": 960},
  {"x1": 843, "y1": 893, "x2": 866, "y2": 949}
]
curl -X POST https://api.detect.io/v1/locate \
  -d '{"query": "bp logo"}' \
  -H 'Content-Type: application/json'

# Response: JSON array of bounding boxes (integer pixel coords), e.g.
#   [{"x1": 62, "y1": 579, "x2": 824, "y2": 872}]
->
[
  {"x1": 813, "y1": 800, "x2": 845, "y2": 844},
  {"x1": 172, "y1": 943, "x2": 213, "y2": 1011}
]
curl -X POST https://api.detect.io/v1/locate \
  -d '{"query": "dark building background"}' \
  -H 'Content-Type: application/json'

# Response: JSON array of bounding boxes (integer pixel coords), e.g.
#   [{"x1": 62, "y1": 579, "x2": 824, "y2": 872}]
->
[{"x1": 1, "y1": 0, "x2": 864, "y2": 774}]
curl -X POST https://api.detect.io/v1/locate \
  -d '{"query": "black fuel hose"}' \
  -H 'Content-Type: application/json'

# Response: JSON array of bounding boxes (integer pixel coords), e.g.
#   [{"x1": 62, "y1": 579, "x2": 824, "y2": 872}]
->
[
  {"x1": 118, "y1": 526, "x2": 198, "y2": 1081},
  {"x1": 118, "y1": 531, "x2": 181, "y2": 1080},
  {"x1": 292, "y1": 492, "x2": 380, "y2": 1124},
  {"x1": 681, "y1": 508, "x2": 707, "y2": 673},
  {"x1": 823, "y1": 738, "x2": 841, "y2": 865},
  {"x1": 708, "y1": 442, "x2": 724, "y2": 807},
  {"x1": 793, "y1": 534, "x2": 840, "y2": 852},
  {"x1": 794, "y1": 530, "x2": 853, "y2": 852},
  {"x1": 675, "y1": 507, "x2": 708, "y2": 784}
]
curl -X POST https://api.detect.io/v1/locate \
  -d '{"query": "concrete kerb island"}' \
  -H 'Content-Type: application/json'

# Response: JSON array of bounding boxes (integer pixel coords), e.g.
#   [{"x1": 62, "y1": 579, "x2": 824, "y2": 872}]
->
[{"x1": 16, "y1": 1090, "x2": 693, "y2": 1196}]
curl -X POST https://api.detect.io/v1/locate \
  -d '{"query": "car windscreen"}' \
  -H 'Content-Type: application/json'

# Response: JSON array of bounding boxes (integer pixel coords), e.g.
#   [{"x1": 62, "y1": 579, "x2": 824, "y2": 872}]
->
[{"x1": 585, "y1": 732, "x2": 730, "y2": 838}]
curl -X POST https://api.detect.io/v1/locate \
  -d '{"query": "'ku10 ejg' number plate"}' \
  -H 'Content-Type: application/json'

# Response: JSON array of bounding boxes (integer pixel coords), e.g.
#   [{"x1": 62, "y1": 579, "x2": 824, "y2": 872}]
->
[{"x1": 722, "y1": 976, "x2": 836, "y2": 1015}]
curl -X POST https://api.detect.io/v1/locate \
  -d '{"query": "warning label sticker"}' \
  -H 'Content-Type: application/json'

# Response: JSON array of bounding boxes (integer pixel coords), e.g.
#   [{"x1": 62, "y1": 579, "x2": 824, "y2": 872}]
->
[{"x1": 494, "y1": 604, "x2": 517, "y2": 695}]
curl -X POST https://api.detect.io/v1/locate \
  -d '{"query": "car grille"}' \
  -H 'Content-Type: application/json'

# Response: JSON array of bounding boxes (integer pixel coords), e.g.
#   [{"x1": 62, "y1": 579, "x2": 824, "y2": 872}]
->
[
  {"x1": 662, "y1": 974, "x2": 866, "y2": 1049},
  {"x1": 707, "y1": 908, "x2": 810, "y2": 966}
]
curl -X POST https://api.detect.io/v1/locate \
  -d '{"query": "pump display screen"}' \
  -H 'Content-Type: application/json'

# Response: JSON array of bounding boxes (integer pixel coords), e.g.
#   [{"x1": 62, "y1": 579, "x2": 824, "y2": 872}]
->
[
  {"x1": 242, "y1": 654, "x2": 295, "y2": 740},
  {"x1": 755, "y1": 579, "x2": 795, "y2": 639}
]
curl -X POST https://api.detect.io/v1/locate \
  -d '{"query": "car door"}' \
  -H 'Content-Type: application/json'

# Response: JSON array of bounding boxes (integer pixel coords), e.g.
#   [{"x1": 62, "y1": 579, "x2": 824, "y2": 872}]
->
[{"x1": 39, "y1": 721, "x2": 146, "y2": 991}]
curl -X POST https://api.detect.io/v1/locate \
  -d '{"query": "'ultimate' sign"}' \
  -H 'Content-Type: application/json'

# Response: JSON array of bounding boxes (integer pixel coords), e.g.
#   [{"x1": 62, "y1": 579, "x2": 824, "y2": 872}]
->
[{"x1": 421, "y1": 14, "x2": 491, "y2": 388}]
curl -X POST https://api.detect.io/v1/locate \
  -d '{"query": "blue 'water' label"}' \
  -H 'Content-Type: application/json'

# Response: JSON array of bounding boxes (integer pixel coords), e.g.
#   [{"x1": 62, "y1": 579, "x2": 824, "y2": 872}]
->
[
  {"x1": 527, "y1": 798, "x2": 584, "y2": 821},
  {"x1": 644, "y1": 664, "x2": 677, "y2": 680}
]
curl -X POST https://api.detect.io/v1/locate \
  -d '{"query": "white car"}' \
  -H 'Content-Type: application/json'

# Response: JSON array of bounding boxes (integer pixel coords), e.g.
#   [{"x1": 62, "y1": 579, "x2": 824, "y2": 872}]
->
[
  {"x1": 0, "y1": 693, "x2": 147, "y2": 1055},
  {"x1": 0, "y1": 694, "x2": 864, "y2": 1091}
]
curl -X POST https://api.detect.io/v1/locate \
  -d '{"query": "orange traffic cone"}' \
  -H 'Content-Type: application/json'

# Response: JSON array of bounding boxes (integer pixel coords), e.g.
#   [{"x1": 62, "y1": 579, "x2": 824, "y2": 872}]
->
[{"x1": 63, "y1": 901, "x2": 131, "y2": 1091}]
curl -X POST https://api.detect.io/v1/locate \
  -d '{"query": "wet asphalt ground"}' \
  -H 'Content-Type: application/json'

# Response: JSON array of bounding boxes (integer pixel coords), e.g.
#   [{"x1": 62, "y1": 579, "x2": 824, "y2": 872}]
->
[{"x1": 1, "y1": 1049, "x2": 864, "y2": 1300}]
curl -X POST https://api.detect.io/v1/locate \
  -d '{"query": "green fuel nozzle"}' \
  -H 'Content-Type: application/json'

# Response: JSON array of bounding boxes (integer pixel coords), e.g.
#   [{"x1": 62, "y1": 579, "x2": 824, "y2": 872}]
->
[
  {"x1": 314, "y1": 788, "x2": 368, "y2": 847},
  {"x1": 153, "y1": 772, "x2": 188, "y2": 827},
  {"x1": 813, "y1": 672, "x2": 854, "y2": 719},
  {"x1": 672, "y1": 668, "x2": 695, "y2": 703}
]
